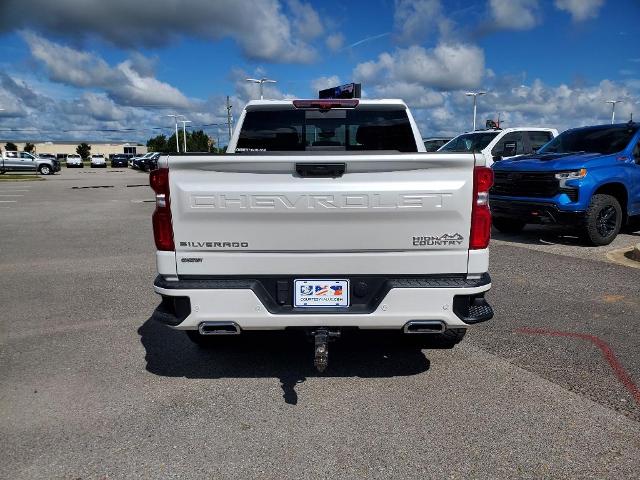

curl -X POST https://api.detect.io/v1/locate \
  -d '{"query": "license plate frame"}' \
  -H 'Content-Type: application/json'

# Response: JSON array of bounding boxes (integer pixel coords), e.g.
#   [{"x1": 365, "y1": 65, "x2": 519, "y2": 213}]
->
[{"x1": 294, "y1": 279, "x2": 350, "y2": 308}]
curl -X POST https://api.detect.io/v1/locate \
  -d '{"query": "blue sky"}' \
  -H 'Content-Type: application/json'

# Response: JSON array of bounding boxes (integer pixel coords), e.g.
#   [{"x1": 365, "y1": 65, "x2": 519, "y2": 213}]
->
[{"x1": 0, "y1": 0, "x2": 638, "y2": 145}]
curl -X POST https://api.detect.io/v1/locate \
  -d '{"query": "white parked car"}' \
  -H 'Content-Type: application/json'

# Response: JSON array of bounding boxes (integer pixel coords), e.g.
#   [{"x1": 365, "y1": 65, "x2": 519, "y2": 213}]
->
[
  {"x1": 438, "y1": 127, "x2": 558, "y2": 166},
  {"x1": 90, "y1": 154, "x2": 107, "y2": 168},
  {"x1": 66, "y1": 154, "x2": 83, "y2": 168}
]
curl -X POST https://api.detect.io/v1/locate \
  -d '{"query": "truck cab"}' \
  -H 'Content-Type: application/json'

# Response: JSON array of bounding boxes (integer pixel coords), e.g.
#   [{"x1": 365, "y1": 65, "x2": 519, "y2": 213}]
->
[
  {"x1": 438, "y1": 127, "x2": 558, "y2": 166},
  {"x1": 490, "y1": 122, "x2": 640, "y2": 245}
]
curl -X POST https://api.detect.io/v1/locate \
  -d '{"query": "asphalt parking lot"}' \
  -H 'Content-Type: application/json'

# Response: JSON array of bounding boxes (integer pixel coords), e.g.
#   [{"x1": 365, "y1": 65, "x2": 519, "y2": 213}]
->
[{"x1": 1, "y1": 168, "x2": 639, "y2": 479}]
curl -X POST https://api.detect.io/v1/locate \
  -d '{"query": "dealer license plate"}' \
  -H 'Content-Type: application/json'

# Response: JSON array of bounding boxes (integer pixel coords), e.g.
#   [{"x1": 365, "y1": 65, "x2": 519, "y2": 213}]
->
[{"x1": 294, "y1": 279, "x2": 350, "y2": 308}]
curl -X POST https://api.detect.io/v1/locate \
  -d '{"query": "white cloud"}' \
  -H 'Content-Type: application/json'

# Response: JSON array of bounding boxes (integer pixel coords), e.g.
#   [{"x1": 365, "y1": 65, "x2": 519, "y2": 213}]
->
[
  {"x1": 394, "y1": 0, "x2": 451, "y2": 43},
  {"x1": 310, "y1": 75, "x2": 341, "y2": 93},
  {"x1": 2, "y1": 0, "x2": 327, "y2": 63},
  {"x1": 554, "y1": 0, "x2": 604, "y2": 21},
  {"x1": 325, "y1": 33, "x2": 345, "y2": 52},
  {"x1": 23, "y1": 32, "x2": 191, "y2": 109},
  {"x1": 374, "y1": 82, "x2": 445, "y2": 108},
  {"x1": 353, "y1": 43, "x2": 485, "y2": 91},
  {"x1": 489, "y1": 0, "x2": 540, "y2": 30},
  {"x1": 287, "y1": 0, "x2": 324, "y2": 39}
]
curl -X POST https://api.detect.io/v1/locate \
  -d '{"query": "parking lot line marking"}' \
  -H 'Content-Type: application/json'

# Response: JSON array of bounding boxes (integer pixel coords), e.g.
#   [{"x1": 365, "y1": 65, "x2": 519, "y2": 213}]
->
[
  {"x1": 0, "y1": 189, "x2": 29, "y2": 192},
  {"x1": 0, "y1": 194, "x2": 24, "y2": 197},
  {"x1": 516, "y1": 327, "x2": 640, "y2": 407},
  {"x1": 0, "y1": 200, "x2": 17, "y2": 203}
]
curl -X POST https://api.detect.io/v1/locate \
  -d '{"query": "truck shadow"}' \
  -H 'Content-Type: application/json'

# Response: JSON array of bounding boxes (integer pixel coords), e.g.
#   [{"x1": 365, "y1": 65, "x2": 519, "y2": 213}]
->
[{"x1": 138, "y1": 318, "x2": 448, "y2": 405}]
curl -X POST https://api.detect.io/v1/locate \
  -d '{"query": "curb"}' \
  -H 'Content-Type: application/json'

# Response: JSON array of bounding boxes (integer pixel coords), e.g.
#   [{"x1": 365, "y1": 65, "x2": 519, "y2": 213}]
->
[{"x1": 632, "y1": 243, "x2": 640, "y2": 262}]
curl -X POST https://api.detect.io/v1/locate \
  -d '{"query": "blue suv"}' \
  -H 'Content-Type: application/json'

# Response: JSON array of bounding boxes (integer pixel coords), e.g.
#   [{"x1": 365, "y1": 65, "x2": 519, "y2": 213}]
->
[{"x1": 490, "y1": 122, "x2": 640, "y2": 245}]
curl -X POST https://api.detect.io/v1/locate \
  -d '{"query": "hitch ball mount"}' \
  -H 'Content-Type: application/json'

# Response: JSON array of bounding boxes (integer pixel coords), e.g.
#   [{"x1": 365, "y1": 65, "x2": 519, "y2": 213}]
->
[{"x1": 311, "y1": 329, "x2": 341, "y2": 372}]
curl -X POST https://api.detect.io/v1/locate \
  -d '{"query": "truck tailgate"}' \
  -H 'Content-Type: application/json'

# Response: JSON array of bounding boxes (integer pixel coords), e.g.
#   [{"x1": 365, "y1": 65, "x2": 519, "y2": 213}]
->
[{"x1": 168, "y1": 153, "x2": 475, "y2": 275}]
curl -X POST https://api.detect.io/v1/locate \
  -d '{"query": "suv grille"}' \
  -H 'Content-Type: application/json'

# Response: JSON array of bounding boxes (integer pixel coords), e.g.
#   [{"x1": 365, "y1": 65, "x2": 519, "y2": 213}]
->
[{"x1": 491, "y1": 171, "x2": 560, "y2": 198}]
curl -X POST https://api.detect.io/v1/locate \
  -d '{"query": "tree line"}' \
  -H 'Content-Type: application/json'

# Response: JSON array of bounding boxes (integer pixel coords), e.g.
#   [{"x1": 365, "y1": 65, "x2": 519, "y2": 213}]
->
[{"x1": 146, "y1": 130, "x2": 218, "y2": 153}]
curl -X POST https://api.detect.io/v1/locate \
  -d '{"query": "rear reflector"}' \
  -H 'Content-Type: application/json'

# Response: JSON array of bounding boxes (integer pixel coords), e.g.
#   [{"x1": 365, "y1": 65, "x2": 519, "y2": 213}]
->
[
  {"x1": 470, "y1": 167, "x2": 494, "y2": 250},
  {"x1": 293, "y1": 99, "x2": 359, "y2": 109},
  {"x1": 150, "y1": 168, "x2": 174, "y2": 251}
]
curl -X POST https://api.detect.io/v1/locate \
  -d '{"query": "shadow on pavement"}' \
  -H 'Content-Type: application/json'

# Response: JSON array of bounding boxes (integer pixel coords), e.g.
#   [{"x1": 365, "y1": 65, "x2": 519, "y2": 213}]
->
[
  {"x1": 492, "y1": 225, "x2": 640, "y2": 247},
  {"x1": 138, "y1": 318, "x2": 447, "y2": 405}
]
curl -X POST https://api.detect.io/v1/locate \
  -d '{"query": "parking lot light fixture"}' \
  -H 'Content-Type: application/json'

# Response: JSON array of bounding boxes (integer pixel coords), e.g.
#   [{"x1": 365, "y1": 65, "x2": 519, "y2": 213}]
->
[
  {"x1": 605, "y1": 100, "x2": 622, "y2": 124},
  {"x1": 246, "y1": 78, "x2": 277, "y2": 100},
  {"x1": 466, "y1": 91, "x2": 486, "y2": 131},
  {"x1": 166, "y1": 114, "x2": 184, "y2": 152},
  {"x1": 180, "y1": 120, "x2": 191, "y2": 152}
]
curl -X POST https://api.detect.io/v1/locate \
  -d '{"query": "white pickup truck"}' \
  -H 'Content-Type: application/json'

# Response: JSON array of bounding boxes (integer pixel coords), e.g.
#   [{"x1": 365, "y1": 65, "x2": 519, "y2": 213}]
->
[{"x1": 151, "y1": 98, "x2": 494, "y2": 370}]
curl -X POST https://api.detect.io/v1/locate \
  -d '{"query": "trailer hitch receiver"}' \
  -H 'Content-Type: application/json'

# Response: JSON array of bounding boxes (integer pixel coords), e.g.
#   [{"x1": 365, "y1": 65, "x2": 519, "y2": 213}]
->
[{"x1": 312, "y1": 329, "x2": 340, "y2": 372}]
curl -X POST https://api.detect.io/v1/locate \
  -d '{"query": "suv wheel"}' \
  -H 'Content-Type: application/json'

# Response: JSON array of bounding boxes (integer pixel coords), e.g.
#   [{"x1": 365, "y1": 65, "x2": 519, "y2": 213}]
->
[
  {"x1": 492, "y1": 217, "x2": 526, "y2": 234},
  {"x1": 583, "y1": 194, "x2": 622, "y2": 246},
  {"x1": 38, "y1": 165, "x2": 51, "y2": 175}
]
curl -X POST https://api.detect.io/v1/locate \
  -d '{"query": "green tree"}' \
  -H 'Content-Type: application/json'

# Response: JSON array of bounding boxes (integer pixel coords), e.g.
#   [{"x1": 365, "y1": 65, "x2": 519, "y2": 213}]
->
[
  {"x1": 159, "y1": 130, "x2": 213, "y2": 153},
  {"x1": 24, "y1": 142, "x2": 35, "y2": 153},
  {"x1": 146, "y1": 135, "x2": 169, "y2": 153},
  {"x1": 4, "y1": 142, "x2": 18, "y2": 151},
  {"x1": 188, "y1": 130, "x2": 212, "y2": 152},
  {"x1": 76, "y1": 143, "x2": 91, "y2": 160}
]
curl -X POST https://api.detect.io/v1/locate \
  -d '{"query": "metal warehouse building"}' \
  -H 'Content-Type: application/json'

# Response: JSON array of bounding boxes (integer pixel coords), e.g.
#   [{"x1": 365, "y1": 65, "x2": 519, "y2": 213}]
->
[{"x1": 0, "y1": 140, "x2": 147, "y2": 157}]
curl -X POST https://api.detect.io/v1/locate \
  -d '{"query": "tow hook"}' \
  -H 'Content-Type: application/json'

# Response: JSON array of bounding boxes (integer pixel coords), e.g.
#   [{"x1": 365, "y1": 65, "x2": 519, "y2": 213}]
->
[{"x1": 312, "y1": 329, "x2": 341, "y2": 372}]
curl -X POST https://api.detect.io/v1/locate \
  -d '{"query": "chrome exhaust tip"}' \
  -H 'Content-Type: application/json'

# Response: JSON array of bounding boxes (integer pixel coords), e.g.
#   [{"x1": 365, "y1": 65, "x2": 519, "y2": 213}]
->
[
  {"x1": 198, "y1": 321, "x2": 241, "y2": 335},
  {"x1": 403, "y1": 320, "x2": 446, "y2": 334}
]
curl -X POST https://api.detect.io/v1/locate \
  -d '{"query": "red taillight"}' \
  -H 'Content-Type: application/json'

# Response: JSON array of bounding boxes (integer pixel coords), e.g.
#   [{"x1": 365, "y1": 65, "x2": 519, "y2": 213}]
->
[
  {"x1": 150, "y1": 168, "x2": 174, "y2": 251},
  {"x1": 470, "y1": 167, "x2": 493, "y2": 250},
  {"x1": 292, "y1": 99, "x2": 359, "y2": 109}
]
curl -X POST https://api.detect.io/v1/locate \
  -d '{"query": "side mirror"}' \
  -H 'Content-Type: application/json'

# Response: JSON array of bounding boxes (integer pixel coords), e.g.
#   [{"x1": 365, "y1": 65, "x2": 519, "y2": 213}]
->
[
  {"x1": 503, "y1": 141, "x2": 517, "y2": 157},
  {"x1": 492, "y1": 155, "x2": 502, "y2": 162}
]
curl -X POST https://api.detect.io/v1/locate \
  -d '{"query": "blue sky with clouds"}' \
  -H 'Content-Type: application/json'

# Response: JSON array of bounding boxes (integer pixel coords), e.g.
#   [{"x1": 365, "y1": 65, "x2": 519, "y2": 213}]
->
[{"x1": 0, "y1": 0, "x2": 638, "y2": 145}]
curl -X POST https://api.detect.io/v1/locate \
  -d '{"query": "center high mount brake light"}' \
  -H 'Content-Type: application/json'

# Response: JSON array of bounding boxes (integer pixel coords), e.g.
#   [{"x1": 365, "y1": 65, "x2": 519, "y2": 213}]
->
[{"x1": 292, "y1": 99, "x2": 359, "y2": 110}]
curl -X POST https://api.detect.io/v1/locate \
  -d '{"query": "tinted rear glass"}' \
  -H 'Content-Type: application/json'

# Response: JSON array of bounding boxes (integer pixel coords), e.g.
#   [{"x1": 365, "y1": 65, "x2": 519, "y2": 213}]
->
[
  {"x1": 237, "y1": 108, "x2": 417, "y2": 152},
  {"x1": 439, "y1": 132, "x2": 500, "y2": 152},
  {"x1": 539, "y1": 125, "x2": 639, "y2": 155}
]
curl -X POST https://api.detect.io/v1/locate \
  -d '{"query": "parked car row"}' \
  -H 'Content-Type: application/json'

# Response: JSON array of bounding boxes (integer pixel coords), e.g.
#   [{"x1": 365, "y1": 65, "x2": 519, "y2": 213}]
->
[{"x1": 60, "y1": 152, "x2": 160, "y2": 170}]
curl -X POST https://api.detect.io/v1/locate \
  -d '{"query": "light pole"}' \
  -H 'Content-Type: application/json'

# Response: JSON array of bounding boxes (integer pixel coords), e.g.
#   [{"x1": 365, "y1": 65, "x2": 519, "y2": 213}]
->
[
  {"x1": 166, "y1": 114, "x2": 184, "y2": 151},
  {"x1": 465, "y1": 91, "x2": 486, "y2": 131},
  {"x1": 245, "y1": 77, "x2": 277, "y2": 100},
  {"x1": 605, "y1": 100, "x2": 622, "y2": 124},
  {"x1": 179, "y1": 119, "x2": 191, "y2": 152}
]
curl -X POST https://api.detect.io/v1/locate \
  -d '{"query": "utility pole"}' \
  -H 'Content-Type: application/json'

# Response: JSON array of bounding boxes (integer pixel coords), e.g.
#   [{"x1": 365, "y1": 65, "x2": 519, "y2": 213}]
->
[
  {"x1": 166, "y1": 114, "x2": 183, "y2": 152},
  {"x1": 465, "y1": 92, "x2": 486, "y2": 131},
  {"x1": 605, "y1": 100, "x2": 622, "y2": 124},
  {"x1": 179, "y1": 119, "x2": 191, "y2": 152},
  {"x1": 226, "y1": 96, "x2": 233, "y2": 142}
]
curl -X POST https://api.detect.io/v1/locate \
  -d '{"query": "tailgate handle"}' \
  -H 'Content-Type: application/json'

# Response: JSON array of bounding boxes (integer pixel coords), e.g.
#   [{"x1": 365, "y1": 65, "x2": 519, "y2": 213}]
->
[{"x1": 296, "y1": 163, "x2": 345, "y2": 178}]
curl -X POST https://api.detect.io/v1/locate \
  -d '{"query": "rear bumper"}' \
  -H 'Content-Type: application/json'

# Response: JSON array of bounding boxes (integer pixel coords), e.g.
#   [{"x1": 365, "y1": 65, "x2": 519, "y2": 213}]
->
[
  {"x1": 490, "y1": 199, "x2": 585, "y2": 225},
  {"x1": 152, "y1": 274, "x2": 493, "y2": 330}
]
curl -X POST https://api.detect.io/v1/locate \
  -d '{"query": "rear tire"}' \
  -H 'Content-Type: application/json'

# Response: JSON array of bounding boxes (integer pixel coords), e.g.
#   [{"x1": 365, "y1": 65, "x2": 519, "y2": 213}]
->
[
  {"x1": 582, "y1": 194, "x2": 622, "y2": 246},
  {"x1": 492, "y1": 217, "x2": 526, "y2": 234}
]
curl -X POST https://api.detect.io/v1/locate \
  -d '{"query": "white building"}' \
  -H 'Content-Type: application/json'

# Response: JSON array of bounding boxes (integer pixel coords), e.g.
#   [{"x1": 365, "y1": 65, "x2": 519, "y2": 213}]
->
[{"x1": 0, "y1": 140, "x2": 147, "y2": 157}]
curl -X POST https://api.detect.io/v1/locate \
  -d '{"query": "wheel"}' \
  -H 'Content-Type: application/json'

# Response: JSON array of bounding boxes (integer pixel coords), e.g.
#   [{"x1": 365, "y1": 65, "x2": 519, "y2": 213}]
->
[
  {"x1": 582, "y1": 194, "x2": 622, "y2": 246},
  {"x1": 38, "y1": 165, "x2": 51, "y2": 175},
  {"x1": 492, "y1": 217, "x2": 526, "y2": 234}
]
